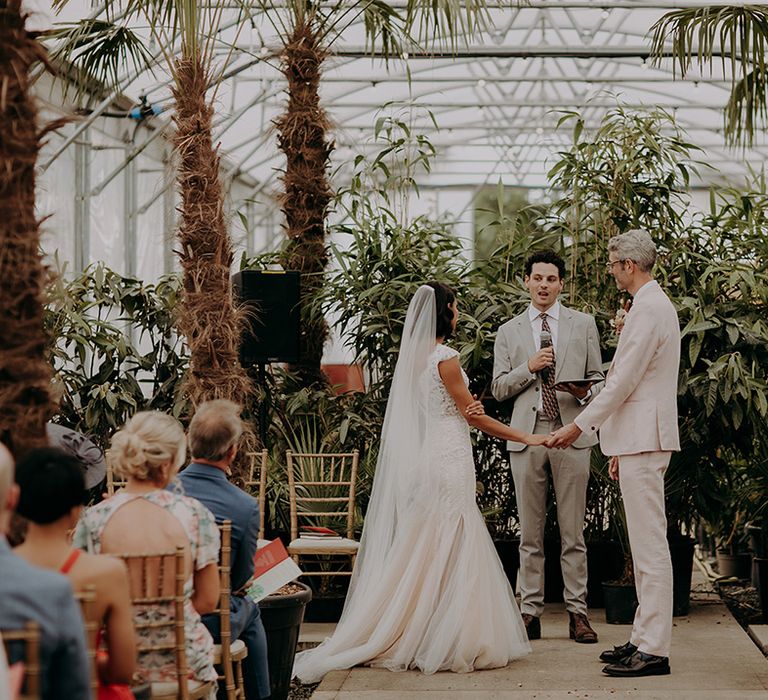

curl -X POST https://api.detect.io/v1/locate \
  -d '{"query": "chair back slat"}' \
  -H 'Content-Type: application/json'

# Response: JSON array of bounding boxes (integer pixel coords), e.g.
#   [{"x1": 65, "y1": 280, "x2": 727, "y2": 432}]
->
[
  {"x1": 105, "y1": 464, "x2": 127, "y2": 496},
  {"x1": 245, "y1": 450, "x2": 268, "y2": 540},
  {"x1": 118, "y1": 547, "x2": 190, "y2": 700},
  {"x1": 74, "y1": 585, "x2": 99, "y2": 699},
  {"x1": 1, "y1": 621, "x2": 41, "y2": 700},
  {"x1": 287, "y1": 449, "x2": 360, "y2": 540}
]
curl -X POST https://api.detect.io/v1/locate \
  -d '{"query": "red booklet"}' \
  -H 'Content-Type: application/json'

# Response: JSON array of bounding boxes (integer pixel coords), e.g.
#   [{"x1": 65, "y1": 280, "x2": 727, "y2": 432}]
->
[{"x1": 300, "y1": 526, "x2": 342, "y2": 538}]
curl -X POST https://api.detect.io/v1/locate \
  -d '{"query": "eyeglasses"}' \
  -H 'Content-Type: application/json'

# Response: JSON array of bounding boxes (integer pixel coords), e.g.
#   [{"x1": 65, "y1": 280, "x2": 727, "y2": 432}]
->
[{"x1": 605, "y1": 259, "x2": 628, "y2": 271}]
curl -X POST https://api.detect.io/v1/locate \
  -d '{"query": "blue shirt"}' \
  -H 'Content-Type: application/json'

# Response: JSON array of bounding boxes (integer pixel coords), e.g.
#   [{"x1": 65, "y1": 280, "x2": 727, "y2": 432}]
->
[
  {"x1": 175, "y1": 463, "x2": 260, "y2": 594},
  {"x1": 0, "y1": 537, "x2": 90, "y2": 700}
]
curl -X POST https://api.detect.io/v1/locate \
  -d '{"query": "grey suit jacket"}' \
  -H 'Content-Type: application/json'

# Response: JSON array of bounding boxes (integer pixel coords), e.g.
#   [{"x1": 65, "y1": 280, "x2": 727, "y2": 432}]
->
[
  {"x1": 492, "y1": 305, "x2": 605, "y2": 452},
  {"x1": 0, "y1": 537, "x2": 90, "y2": 700}
]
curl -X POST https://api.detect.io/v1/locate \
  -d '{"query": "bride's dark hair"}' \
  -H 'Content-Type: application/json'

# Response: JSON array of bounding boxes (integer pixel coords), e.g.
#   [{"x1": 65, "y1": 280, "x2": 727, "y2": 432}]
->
[{"x1": 426, "y1": 281, "x2": 456, "y2": 340}]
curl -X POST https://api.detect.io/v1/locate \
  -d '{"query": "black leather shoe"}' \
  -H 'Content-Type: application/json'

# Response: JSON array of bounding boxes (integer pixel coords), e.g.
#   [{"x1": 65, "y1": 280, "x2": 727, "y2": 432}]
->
[
  {"x1": 521, "y1": 613, "x2": 541, "y2": 640},
  {"x1": 602, "y1": 650, "x2": 670, "y2": 677},
  {"x1": 599, "y1": 641, "x2": 637, "y2": 663}
]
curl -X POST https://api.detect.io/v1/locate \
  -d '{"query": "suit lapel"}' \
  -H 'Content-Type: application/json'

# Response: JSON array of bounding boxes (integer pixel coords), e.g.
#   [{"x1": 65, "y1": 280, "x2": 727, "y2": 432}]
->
[
  {"x1": 513, "y1": 312, "x2": 536, "y2": 359},
  {"x1": 555, "y1": 306, "x2": 573, "y2": 382}
]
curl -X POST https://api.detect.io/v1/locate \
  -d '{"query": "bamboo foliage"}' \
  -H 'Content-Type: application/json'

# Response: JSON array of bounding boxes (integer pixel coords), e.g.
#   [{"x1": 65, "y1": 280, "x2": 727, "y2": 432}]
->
[
  {"x1": 650, "y1": 5, "x2": 768, "y2": 146},
  {"x1": 0, "y1": 0, "x2": 60, "y2": 456}
]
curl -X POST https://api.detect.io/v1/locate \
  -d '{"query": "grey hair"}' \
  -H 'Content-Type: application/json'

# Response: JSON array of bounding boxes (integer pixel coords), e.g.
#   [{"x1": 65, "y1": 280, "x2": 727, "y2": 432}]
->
[
  {"x1": 607, "y1": 229, "x2": 657, "y2": 272},
  {"x1": 188, "y1": 400, "x2": 243, "y2": 462}
]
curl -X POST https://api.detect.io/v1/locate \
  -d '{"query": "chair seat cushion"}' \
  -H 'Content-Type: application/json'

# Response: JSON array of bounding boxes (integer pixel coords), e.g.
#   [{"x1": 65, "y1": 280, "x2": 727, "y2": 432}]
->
[
  {"x1": 213, "y1": 638, "x2": 247, "y2": 664},
  {"x1": 289, "y1": 537, "x2": 360, "y2": 554}
]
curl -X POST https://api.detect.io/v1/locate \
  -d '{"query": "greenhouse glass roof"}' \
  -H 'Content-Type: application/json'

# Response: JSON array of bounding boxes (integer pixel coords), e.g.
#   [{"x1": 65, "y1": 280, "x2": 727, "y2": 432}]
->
[{"x1": 26, "y1": 0, "x2": 768, "y2": 278}]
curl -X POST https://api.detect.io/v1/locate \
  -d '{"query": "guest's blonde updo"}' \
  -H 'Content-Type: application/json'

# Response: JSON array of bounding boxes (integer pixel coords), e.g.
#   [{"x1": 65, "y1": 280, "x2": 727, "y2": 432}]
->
[{"x1": 107, "y1": 411, "x2": 186, "y2": 484}]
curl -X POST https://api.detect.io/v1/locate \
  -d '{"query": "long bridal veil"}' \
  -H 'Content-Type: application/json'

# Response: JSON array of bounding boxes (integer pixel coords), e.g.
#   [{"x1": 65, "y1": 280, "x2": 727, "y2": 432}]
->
[
  {"x1": 292, "y1": 285, "x2": 438, "y2": 678},
  {"x1": 338, "y1": 284, "x2": 437, "y2": 618}
]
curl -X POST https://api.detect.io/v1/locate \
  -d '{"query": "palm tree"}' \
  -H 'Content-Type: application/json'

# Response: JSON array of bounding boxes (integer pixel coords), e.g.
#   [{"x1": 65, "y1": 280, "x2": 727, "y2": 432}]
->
[
  {"x1": 650, "y1": 5, "x2": 768, "y2": 146},
  {"x1": 261, "y1": 0, "x2": 504, "y2": 385},
  {"x1": 0, "y1": 0, "x2": 59, "y2": 456},
  {"x1": 51, "y1": 1, "x2": 510, "y2": 390},
  {"x1": 51, "y1": 1, "x2": 257, "y2": 449}
]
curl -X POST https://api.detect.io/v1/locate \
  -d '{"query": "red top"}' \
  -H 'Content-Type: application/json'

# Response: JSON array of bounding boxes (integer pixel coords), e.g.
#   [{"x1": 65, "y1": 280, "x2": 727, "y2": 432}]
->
[{"x1": 59, "y1": 549, "x2": 82, "y2": 574}]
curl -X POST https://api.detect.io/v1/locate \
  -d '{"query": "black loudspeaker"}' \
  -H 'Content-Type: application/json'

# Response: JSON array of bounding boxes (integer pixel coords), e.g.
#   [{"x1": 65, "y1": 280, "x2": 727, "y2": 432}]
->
[{"x1": 232, "y1": 270, "x2": 300, "y2": 364}]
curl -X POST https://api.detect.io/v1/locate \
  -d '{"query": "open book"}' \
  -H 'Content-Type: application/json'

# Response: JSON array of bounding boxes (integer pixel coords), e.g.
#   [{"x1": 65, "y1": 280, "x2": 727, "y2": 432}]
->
[{"x1": 240, "y1": 539, "x2": 302, "y2": 602}]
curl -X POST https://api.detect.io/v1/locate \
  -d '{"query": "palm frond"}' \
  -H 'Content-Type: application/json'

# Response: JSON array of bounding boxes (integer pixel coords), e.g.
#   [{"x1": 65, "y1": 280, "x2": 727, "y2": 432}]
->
[
  {"x1": 405, "y1": 0, "x2": 492, "y2": 51},
  {"x1": 47, "y1": 20, "x2": 155, "y2": 103},
  {"x1": 725, "y1": 69, "x2": 768, "y2": 147},
  {"x1": 650, "y1": 6, "x2": 768, "y2": 146}
]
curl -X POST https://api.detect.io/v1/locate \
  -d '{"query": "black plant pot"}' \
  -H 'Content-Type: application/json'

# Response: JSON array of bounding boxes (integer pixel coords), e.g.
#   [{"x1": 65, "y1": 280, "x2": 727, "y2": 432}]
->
[
  {"x1": 602, "y1": 582, "x2": 638, "y2": 624},
  {"x1": 304, "y1": 592, "x2": 346, "y2": 623},
  {"x1": 669, "y1": 536, "x2": 695, "y2": 617},
  {"x1": 755, "y1": 557, "x2": 768, "y2": 624},
  {"x1": 260, "y1": 582, "x2": 312, "y2": 700},
  {"x1": 746, "y1": 523, "x2": 768, "y2": 559},
  {"x1": 493, "y1": 538, "x2": 520, "y2": 593},
  {"x1": 586, "y1": 540, "x2": 624, "y2": 608},
  {"x1": 716, "y1": 549, "x2": 752, "y2": 579}
]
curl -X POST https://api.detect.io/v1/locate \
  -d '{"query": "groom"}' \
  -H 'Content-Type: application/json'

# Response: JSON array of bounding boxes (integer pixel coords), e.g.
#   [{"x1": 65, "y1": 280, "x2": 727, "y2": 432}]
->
[
  {"x1": 492, "y1": 250, "x2": 604, "y2": 644},
  {"x1": 550, "y1": 229, "x2": 680, "y2": 677}
]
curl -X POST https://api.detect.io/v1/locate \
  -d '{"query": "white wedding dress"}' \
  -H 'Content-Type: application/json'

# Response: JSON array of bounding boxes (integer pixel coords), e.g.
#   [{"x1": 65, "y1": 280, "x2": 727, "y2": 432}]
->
[{"x1": 293, "y1": 288, "x2": 530, "y2": 683}]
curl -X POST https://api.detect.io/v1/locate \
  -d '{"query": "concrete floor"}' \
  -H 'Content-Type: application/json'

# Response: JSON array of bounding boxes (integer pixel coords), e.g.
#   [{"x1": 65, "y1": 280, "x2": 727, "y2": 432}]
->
[{"x1": 302, "y1": 596, "x2": 768, "y2": 699}]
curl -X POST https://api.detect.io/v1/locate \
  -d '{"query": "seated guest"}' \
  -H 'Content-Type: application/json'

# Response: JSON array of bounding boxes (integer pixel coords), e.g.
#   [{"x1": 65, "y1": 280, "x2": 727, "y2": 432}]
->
[
  {"x1": 0, "y1": 442, "x2": 90, "y2": 700},
  {"x1": 178, "y1": 400, "x2": 270, "y2": 700},
  {"x1": 14, "y1": 447, "x2": 136, "y2": 700},
  {"x1": 72, "y1": 412, "x2": 220, "y2": 698}
]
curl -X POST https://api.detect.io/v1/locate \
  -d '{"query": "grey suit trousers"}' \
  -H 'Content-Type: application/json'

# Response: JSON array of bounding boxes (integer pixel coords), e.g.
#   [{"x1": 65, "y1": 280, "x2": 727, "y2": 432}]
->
[{"x1": 510, "y1": 415, "x2": 591, "y2": 617}]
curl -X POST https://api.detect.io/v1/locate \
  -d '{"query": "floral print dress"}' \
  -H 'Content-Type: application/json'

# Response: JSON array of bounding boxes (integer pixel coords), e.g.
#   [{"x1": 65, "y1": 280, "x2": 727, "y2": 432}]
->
[{"x1": 72, "y1": 490, "x2": 220, "y2": 694}]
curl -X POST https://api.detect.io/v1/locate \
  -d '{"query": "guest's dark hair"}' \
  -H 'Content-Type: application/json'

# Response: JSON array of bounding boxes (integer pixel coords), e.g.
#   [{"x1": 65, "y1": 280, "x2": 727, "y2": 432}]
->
[
  {"x1": 524, "y1": 250, "x2": 566, "y2": 279},
  {"x1": 426, "y1": 281, "x2": 456, "y2": 340},
  {"x1": 15, "y1": 447, "x2": 86, "y2": 524}
]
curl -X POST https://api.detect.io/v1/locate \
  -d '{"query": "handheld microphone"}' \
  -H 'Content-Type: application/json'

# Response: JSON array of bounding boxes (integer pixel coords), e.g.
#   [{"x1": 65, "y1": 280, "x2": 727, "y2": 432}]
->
[{"x1": 540, "y1": 330, "x2": 552, "y2": 349}]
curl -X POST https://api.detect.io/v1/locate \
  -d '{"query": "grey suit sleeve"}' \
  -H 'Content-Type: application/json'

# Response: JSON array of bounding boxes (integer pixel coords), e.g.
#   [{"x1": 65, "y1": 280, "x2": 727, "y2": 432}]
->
[
  {"x1": 491, "y1": 327, "x2": 536, "y2": 402},
  {"x1": 584, "y1": 315, "x2": 606, "y2": 401},
  {"x1": 50, "y1": 585, "x2": 90, "y2": 700}
]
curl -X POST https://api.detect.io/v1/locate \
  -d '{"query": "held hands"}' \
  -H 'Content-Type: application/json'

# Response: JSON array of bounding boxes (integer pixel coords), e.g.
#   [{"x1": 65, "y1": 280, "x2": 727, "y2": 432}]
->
[
  {"x1": 608, "y1": 456, "x2": 619, "y2": 481},
  {"x1": 526, "y1": 433, "x2": 551, "y2": 447},
  {"x1": 548, "y1": 422, "x2": 582, "y2": 449},
  {"x1": 527, "y1": 347, "x2": 555, "y2": 374}
]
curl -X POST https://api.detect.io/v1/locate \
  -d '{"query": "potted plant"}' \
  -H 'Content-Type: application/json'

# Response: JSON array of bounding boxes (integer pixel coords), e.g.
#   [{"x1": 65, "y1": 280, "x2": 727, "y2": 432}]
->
[{"x1": 260, "y1": 581, "x2": 313, "y2": 700}]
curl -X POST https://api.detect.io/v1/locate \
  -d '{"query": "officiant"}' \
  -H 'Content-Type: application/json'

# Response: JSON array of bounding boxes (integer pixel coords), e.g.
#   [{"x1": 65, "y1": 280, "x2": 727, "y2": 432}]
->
[{"x1": 491, "y1": 250, "x2": 604, "y2": 644}]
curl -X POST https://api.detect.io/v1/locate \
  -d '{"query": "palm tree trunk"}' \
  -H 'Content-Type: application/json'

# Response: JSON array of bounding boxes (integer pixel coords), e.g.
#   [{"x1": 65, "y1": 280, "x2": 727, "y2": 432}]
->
[
  {"x1": 172, "y1": 56, "x2": 256, "y2": 464},
  {"x1": 275, "y1": 20, "x2": 334, "y2": 387},
  {"x1": 0, "y1": 0, "x2": 56, "y2": 457}
]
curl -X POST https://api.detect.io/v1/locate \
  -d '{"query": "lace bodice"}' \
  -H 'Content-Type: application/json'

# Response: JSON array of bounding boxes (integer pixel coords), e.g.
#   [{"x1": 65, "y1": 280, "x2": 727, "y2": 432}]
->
[{"x1": 424, "y1": 343, "x2": 468, "y2": 419}]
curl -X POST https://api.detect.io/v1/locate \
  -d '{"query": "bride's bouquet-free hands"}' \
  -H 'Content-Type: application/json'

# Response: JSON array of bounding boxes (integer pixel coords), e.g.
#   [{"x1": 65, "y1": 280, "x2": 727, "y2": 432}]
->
[{"x1": 526, "y1": 433, "x2": 550, "y2": 447}]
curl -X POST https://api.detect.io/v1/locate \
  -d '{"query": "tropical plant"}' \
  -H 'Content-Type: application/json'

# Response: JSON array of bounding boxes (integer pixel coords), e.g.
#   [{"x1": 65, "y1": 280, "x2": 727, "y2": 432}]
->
[
  {"x1": 45, "y1": 264, "x2": 187, "y2": 445},
  {"x1": 50, "y1": 0, "x2": 256, "y2": 470},
  {"x1": 0, "y1": 1, "x2": 61, "y2": 456},
  {"x1": 650, "y1": 5, "x2": 768, "y2": 146}
]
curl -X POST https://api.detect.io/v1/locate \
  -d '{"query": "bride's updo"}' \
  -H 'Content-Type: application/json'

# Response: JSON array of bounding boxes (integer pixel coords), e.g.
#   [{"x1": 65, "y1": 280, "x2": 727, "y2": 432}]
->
[
  {"x1": 108, "y1": 411, "x2": 186, "y2": 484},
  {"x1": 426, "y1": 281, "x2": 456, "y2": 340}
]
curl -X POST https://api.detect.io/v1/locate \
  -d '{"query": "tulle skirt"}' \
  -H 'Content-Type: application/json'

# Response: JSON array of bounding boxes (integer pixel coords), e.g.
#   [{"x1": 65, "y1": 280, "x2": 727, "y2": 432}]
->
[{"x1": 292, "y1": 502, "x2": 531, "y2": 683}]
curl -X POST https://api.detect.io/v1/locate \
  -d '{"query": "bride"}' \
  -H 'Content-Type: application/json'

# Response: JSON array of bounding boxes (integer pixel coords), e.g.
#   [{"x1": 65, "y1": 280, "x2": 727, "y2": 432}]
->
[{"x1": 294, "y1": 282, "x2": 549, "y2": 683}]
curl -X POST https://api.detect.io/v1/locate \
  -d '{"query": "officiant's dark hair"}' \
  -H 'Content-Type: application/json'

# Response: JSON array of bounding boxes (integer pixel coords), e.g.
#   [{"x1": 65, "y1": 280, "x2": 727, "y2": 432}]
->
[
  {"x1": 524, "y1": 249, "x2": 566, "y2": 279},
  {"x1": 426, "y1": 281, "x2": 456, "y2": 340}
]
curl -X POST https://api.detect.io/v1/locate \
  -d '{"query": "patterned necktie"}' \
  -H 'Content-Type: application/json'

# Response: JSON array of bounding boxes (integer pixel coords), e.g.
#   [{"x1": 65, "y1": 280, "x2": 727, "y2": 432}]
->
[{"x1": 539, "y1": 313, "x2": 560, "y2": 420}]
